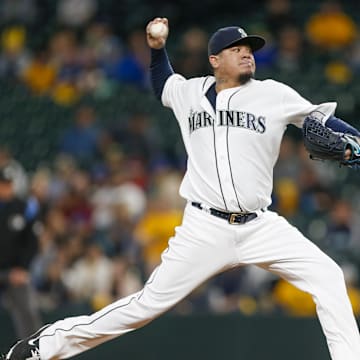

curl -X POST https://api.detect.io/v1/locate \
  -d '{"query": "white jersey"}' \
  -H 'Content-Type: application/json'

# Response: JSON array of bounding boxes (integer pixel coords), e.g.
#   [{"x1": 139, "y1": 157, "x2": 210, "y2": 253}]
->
[{"x1": 162, "y1": 74, "x2": 337, "y2": 212}]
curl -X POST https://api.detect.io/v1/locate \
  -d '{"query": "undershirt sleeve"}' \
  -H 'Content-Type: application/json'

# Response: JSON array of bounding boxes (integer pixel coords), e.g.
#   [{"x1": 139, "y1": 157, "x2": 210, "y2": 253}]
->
[
  {"x1": 325, "y1": 116, "x2": 360, "y2": 136},
  {"x1": 150, "y1": 48, "x2": 174, "y2": 100}
]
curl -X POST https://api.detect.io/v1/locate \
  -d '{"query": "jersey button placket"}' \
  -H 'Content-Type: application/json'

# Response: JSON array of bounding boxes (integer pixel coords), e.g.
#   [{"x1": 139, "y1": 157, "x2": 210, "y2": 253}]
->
[{"x1": 215, "y1": 97, "x2": 238, "y2": 209}]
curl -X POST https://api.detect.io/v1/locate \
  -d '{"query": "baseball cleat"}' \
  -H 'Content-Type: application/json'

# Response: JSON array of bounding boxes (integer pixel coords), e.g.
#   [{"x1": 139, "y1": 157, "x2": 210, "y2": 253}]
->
[
  {"x1": 4, "y1": 325, "x2": 50, "y2": 360},
  {"x1": 4, "y1": 339, "x2": 40, "y2": 360}
]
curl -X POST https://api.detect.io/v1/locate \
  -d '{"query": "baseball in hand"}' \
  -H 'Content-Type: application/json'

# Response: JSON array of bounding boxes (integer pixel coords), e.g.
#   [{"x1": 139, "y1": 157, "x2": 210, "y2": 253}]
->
[{"x1": 149, "y1": 22, "x2": 168, "y2": 38}]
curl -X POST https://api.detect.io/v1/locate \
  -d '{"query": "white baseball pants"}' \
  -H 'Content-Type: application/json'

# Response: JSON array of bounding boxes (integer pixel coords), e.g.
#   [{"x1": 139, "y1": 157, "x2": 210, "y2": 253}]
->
[{"x1": 38, "y1": 203, "x2": 360, "y2": 360}]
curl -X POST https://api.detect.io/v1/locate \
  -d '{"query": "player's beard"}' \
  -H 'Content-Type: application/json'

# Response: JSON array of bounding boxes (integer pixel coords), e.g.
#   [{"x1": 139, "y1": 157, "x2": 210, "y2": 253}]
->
[{"x1": 237, "y1": 71, "x2": 254, "y2": 85}]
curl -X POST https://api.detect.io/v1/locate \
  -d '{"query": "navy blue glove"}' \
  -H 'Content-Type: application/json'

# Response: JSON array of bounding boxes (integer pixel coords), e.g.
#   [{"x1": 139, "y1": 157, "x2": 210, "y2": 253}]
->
[{"x1": 303, "y1": 117, "x2": 360, "y2": 168}]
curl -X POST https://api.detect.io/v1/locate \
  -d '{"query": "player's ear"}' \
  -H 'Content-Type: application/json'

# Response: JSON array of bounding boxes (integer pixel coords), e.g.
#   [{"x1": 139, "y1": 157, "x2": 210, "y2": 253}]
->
[{"x1": 209, "y1": 55, "x2": 219, "y2": 70}]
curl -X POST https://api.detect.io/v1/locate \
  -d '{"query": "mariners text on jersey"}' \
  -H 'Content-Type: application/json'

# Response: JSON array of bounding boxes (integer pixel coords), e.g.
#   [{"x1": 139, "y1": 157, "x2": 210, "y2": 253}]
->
[{"x1": 188, "y1": 109, "x2": 266, "y2": 134}]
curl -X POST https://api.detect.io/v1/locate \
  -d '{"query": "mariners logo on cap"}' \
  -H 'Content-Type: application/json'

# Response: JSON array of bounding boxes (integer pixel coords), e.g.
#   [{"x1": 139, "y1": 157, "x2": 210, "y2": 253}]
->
[{"x1": 238, "y1": 28, "x2": 247, "y2": 37}]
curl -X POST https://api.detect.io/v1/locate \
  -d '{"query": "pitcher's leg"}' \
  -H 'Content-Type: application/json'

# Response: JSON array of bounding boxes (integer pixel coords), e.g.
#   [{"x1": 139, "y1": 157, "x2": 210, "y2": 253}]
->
[
  {"x1": 258, "y1": 213, "x2": 360, "y2": 360},
  {"x1": 38, "y1": 205, "x2": 238, "y2": 359},
  {"x1": 270, "y1": 254, "x2": 359, "y2": 360}
]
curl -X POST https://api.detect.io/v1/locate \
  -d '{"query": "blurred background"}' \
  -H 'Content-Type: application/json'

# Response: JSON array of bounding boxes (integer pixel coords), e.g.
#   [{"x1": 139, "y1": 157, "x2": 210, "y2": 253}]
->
[{"x1": 0, "y1": 0, "x2": 360, "y2": 358}]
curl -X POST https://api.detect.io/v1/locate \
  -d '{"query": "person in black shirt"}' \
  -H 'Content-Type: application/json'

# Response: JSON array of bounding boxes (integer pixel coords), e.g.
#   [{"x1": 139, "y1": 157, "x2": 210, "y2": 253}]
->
[{"x1": 0, "y1": 165, "x2": 42, "y2": 338}]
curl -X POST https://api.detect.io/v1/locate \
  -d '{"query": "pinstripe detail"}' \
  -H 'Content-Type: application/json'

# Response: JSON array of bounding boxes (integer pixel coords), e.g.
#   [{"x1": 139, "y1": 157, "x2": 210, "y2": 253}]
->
[
  {"x1": 38, "y1": 297, "x2": 137, "y2": 340},
  {"x1": 226, "y1": 125, "x2": 243, "y2": 211},
  {"x1": 212, "y1": 118, "x2": 228, "y2": 210},
  {"x1": 204, "y1": 79, "x2": 228, "y2": 210},
  {"x1": 202, "y1": 76, "x2": 212, "y2": 91},
  {"x1": 36, "y1": 267, "x2": 161, "y2": 341},
  {"x1": 227, "y1": 89, "x2": 244, "y2": 212}
]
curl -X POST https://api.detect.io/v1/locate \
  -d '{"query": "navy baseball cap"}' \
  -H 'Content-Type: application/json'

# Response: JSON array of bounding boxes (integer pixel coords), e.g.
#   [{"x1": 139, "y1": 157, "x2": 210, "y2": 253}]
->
[{"x1": 208, "y1": 26, "x2": 265, "y2": 56}]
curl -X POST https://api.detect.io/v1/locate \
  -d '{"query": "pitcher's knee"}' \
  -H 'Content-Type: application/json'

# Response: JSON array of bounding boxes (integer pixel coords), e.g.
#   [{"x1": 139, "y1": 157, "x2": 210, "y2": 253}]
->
[
  {"x1": 317, "y1": 258, "x2": 346, "y2": 290},
  {"x1": 328, "y1": 260, "x2": 345, "y2": 282}
]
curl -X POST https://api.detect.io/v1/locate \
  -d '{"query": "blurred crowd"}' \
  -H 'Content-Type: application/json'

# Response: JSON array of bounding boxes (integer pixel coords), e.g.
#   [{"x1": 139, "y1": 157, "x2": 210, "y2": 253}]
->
[
  {"x1": 1, "y1": 0, "x2": 360, "y2": 330},
  {"x1": 0, "y1": 0, "x2": 152, "y2": 105},
  {"x1": 1, "y1": 0, "x2": 360, "y2": 106}
]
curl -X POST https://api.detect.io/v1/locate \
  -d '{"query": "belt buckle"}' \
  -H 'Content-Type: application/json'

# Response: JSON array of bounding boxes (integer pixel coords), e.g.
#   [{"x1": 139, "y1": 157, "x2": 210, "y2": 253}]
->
[{"x1": 229, "y1": 213, "x2": 244, "y2": 224}]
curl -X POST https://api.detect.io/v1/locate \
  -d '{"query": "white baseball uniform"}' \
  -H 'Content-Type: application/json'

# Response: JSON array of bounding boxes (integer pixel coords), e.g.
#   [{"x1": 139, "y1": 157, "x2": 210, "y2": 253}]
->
[{"x1": 36, "y1": 75, "x2": 360, "y2": 360}]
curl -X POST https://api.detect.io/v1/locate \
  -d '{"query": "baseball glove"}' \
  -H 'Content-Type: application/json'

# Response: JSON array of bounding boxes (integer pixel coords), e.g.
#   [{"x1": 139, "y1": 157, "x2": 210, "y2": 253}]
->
[{"x1": 302, "y1": 117, "x2": 360, "y2": 168}]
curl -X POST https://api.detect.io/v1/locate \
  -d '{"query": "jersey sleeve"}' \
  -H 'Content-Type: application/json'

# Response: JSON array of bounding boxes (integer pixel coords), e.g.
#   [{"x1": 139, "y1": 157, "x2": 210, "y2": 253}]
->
[
  {"x1": 161, "y1": 73, "x2": 187, "y2": 109},
  {"x1": 281, "y1": 83, "x2": 337, "y2": 128}
]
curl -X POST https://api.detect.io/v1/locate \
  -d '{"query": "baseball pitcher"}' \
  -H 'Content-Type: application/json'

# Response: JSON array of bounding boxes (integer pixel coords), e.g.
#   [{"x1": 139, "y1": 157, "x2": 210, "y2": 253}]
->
[{"x1": 3, "y1": 17, "x2": 360, "y2": 360}]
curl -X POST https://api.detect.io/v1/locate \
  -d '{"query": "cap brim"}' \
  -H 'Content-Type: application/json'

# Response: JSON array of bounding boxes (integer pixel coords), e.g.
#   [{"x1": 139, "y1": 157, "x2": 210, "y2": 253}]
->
[{"x1": 224, "y1": 35, "x2": 265, "y2": 53}]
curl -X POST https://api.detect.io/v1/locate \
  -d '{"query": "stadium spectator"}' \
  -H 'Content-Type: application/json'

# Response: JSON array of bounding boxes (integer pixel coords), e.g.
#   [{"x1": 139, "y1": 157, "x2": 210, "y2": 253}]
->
[
  {"x1": 104, "y1": 29, "x2": 150, "y2": 89},
  {"x1": 48, "y1": 30, "x2": 81, "y2": 105},
  {"x1": 0, "y1": 25, "x2": 31, "y2": 79},
  {"x1": 58, "y1": 105, "x2": 102, "y2": 166},
  {"x1": 324, "y1": 199, "x2": 355, "y2": 261},
  {"x1": 30, "y1": 213, "x2": 70, "y2": 310},
  {"x1": 57, "y1": 169, "x2": 93, "y2": 233},
  {"x1": 173, "y1": 26, "x2": 209, "y2": 77},
  {"x1": 274, "y1": 25, "x2": 306, "y2": 73},
  {"x1": 134, "y1": 170, "x2": 184, "y2": 275},
  {"x1": 0, "y1": 165, "x2": 43, "y2": 337},
  {"x1": 22, "y1": 50, "x2": 57, "y2": 95},
  {"x1": 0, "y1": 146, "x2": 28, "y2": 198},
  {"x1": 305, "y1": 0, "x2": 357, "y2": 51},
  {"x1": 106, "y1": 112, "x2": 157, "y2": 168},
  {"x1": 264, "y1": 0, "x2": 296, "y2": 39},
  {"x1": 62, "y1": 240, "x2": 114, "y2": 309},
  {"x1": 56, "y1": 0, "x2": 98, "y2": 28}
]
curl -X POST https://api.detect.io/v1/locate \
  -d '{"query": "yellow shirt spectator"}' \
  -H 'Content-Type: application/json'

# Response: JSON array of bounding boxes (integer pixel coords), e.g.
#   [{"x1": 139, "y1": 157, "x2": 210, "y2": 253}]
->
[
  {"x1": 135, "y1": 207, "x2": 183, "y2": 274},
  {"x1": 306, "y1": 1, "x2": 357, "y2": 51},
  {"x1": 273, "y1": 279, "x2": 316, "y2": 317},
  {"x1": 22, "y1": 54, "x2": 57, "y2": 95},
  {"x1": 273, "y1": 278, "x2": 360, "y2": 317}
]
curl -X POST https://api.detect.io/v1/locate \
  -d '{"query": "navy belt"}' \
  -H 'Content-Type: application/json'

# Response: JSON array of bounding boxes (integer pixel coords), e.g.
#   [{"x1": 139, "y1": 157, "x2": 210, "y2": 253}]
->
[{"x1": 191, "y1": 202, "x2": 258, "y2": 224}]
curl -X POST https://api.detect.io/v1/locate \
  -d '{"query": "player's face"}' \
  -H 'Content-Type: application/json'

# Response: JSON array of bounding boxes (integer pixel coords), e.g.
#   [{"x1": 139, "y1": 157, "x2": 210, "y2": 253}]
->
[{"x1": 210, "y1": 44, "x2": 256, "y2": 86}]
